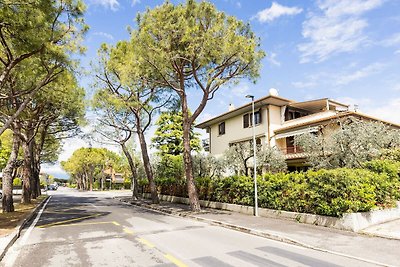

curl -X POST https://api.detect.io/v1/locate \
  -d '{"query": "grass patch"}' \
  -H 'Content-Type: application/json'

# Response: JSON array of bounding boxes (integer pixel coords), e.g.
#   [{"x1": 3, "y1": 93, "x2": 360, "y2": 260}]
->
[{"x1": 0, "y1": 195, "x2": 47, "y2": 237}]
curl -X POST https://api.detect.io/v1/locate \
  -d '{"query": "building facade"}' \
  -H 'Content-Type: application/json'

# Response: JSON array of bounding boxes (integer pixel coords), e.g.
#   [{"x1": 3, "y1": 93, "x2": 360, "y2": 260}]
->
[{"x1": 196, "y1": 92, "x2": 400, "y2": 170}]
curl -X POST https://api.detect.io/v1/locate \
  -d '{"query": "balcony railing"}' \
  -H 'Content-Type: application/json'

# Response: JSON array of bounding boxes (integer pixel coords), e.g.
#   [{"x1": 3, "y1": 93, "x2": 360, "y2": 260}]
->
[
  {"x1": 281, "y1": 146, "x2": 304, "y2": 154},
  {"x1": 279, "y1": 146, "x2": 306, "y2": 159}
]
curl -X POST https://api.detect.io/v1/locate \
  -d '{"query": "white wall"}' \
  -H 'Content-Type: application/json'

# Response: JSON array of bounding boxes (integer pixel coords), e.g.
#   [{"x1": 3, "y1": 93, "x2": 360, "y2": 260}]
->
[{"x1": 210, "y1": 107, "x2": 269, "y2": 156}]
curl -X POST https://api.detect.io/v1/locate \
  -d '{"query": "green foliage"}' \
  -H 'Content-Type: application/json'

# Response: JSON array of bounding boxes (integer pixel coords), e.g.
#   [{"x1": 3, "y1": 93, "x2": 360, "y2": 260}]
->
[
  {"x1": 295, "y1": 120, "x2": 400, "y2": 169},
  {"x1": 155, "y1": 155, "x2": 184, "y2": 180},
  {"x1": 0, "y1": 129, "x2": 13, "y2": 170},
  {"x1": 224, "y1": 143, "x2": 286, "y2": 175},
  {"x1": 13, "y1": 178, "x2": 22, "y2": 186},
  {"x1": 379, "y1": 148, "x2": 400, "y2": 162},
  {"x1": 363, "y1": 159, "x2": 400, "y2": 180},
  {"x1": 150, "y1": 168, "x2": 400, "y2": 217},
  {"x1": 152, "y1": 112, "x2": 201, "y2": 155},
  {"x1": 192, "y1": 153, "x2": 225, "y2": 179},
  {"x1": 62, "y1": 147, "x2": 123, "y2": 190}
]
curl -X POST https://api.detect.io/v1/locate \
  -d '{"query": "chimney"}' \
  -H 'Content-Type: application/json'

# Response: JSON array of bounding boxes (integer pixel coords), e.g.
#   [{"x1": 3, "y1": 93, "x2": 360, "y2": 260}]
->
[{"x1": 228, "y1": 103, "x2": 235, "y2": 111}]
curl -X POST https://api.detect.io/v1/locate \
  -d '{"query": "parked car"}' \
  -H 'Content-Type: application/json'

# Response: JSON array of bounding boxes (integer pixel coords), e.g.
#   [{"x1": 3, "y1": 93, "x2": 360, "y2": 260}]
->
[
  {"x1": 0, "y1": 190, "x2": 2, "y2": 199},
  {"x1": 47, "y1": 184, "x2": 57, "y2": 190}
]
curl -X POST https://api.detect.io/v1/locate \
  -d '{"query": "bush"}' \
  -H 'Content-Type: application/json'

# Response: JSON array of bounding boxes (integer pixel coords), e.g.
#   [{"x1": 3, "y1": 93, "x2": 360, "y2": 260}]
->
[
  {"x1": 93, "y1": 180, "x2": 100, "y2": 190},
  {"x1": 146, "y1": 168, "x2": 400, "y2": 217},
  {"x1": 13, "y1": 177, "x2": 22, "y2": 186},
  {"x1": 124, "y1": 179, "x2": 131, "y2": 189}
]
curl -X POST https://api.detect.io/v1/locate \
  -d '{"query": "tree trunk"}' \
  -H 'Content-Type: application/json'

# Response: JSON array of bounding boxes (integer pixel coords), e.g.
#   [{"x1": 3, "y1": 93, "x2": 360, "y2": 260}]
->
[
  {"x1": 2, "y1": 131, "x2": 20, "y2": 212},
  {"x1": 21, "y1": 141, "x2": 32, "y2": 204},
  {"x1": 121, "y1": 143, "x2": 139, "y2": 200},
  {"x1": 82, "y1": 173, "x2": 87, "y2": 190},
  {"x1": 29, "y1": 136, "x2": 38, "y2": 199},
  {"x1": 88, "y1": 168, "x2": 93, "y2": 191},
  {"x1": 181, "y1": 96, "x2": 201, "y2": 212},
  {"x1": 136, "y1": 124, "x2": 159, "y2": 204}
]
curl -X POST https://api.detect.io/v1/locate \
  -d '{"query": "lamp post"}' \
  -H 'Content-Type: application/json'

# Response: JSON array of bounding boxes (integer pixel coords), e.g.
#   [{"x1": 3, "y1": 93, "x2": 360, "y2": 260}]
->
[{"x1": 245, "y1": 94, "x2": 258, "y2": 216}]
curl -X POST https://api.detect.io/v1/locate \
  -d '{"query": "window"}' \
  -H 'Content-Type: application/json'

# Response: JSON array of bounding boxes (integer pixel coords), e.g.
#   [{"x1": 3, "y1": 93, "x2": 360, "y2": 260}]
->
[
  {"x1": 285, "y1": 108, "x2": 309, "y2": 121},
  {"x1": 243, "y1": 114, "x2": 249, "y2": 128},
  {"x1": 243, "y1": 110, "x2": 262, "y2": 128},
  {"x1": 218, "y1": 122, "x2": 225, "y2": 135},
  {"x1": 254, "y1": 111, "x2": 262, "y2": 125}
]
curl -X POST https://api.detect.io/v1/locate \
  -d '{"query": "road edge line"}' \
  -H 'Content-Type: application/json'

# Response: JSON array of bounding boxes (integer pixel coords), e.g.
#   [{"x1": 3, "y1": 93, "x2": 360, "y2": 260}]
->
[{"x1": 0, "y1": 195, "x2": 51, "y2": 261}]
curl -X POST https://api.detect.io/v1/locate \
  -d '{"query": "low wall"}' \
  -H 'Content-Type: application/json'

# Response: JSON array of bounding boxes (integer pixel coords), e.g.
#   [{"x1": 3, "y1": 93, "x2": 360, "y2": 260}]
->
[{"x1": 142, "y1": 193, "x2": 400, "y2": 232}]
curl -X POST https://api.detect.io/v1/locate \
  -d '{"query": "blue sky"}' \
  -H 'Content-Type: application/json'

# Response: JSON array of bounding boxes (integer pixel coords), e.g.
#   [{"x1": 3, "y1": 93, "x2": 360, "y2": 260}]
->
[{"x1": 42, "y1": 0, "x2": 400, "y2": 178}]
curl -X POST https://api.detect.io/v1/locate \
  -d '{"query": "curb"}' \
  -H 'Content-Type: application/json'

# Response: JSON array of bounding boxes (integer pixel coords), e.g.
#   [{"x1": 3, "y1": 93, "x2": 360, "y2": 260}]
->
[
  {"x1": 118, "y1": 197, "x2": 392, "y2": 267},
  {"x1": 0, "y1": 195, "x2": 50, "y2": 261}
]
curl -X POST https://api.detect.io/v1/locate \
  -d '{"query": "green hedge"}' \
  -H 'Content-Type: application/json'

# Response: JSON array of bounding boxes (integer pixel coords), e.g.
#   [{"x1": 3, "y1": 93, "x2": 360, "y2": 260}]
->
[{"x1": 147, "y1": 168, "x2": 400, "y2": 217}]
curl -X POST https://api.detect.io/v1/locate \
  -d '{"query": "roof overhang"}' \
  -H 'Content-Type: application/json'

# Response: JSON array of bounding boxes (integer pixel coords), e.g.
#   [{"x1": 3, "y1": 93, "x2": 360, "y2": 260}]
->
[
  {"x1": 288, "y1": 99, "x2": 348, "y2": 112},
  {"x1": 275, "y1": 126, "x2": 319, "y2": 139},
  {"x1": 275, "y1": 111, "x2": 400, "y2": 133},
  {"x1": 196, "y1": 95, "x2": 293, "y2": 129}
]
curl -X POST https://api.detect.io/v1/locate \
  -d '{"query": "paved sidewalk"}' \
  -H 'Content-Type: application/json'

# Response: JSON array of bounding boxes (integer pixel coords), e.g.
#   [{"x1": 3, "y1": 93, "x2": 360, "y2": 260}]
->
[
  {"x1": 118, "y1": 197, "x2": 400, "y2": 267},
  {"x1": 362, "y1": 218, "x2": 400, "y2": 240}
]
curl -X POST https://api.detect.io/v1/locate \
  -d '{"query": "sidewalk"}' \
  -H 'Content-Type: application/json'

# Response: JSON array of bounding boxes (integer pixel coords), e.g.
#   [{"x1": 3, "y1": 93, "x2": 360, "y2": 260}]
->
[{"x1": 118, "y1": 197, "x2": 400, "y2": 267}]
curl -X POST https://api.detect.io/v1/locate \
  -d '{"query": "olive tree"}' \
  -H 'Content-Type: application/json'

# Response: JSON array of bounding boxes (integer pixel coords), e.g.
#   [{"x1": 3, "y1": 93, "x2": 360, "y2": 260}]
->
[{"x1": 295, "y1": 119, "x2": 400, "y2": 169}]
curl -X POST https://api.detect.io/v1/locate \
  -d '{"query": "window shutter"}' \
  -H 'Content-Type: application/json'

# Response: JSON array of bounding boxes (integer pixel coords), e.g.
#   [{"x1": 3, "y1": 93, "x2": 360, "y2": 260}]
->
[{"x1": 243, "y1": 114, "x2": 249, "y2": 128}]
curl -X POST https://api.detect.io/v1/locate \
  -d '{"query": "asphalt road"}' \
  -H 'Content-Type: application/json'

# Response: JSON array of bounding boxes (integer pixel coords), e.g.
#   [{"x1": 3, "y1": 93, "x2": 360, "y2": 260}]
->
[{"x1": 1, "y1": 188, "x2": 381, "y2": 267}]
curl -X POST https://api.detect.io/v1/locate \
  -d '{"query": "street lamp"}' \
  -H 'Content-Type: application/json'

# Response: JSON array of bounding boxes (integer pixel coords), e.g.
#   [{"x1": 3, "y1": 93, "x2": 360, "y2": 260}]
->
[{"x1": 245, "y1": 94, "x2": 259, "y2": 217}]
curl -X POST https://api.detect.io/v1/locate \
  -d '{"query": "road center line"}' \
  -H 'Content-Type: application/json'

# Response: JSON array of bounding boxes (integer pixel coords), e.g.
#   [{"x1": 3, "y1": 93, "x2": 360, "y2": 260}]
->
[
  {"x1": 136, "y1": 238, "x2": 155, "y2": 248},
  {"x1": 123, "y1": 228, "x2": 134, "y2": 234}
]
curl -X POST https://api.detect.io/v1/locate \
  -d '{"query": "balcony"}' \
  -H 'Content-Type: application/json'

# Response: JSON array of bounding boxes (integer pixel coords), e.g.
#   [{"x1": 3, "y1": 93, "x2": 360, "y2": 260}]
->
[{"x1": 280, "y1": 146, "x2": 307, "y2": 159}]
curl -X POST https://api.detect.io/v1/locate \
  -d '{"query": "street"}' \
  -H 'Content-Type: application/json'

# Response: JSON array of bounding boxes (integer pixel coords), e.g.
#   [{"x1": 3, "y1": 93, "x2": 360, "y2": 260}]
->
[{"x1": 1, "y1": 188, "x2": 380, "y2": 267}]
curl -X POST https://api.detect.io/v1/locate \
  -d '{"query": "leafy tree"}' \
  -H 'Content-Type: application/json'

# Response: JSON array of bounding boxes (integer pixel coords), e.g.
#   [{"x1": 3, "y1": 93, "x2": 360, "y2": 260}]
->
[
  {"x1": 62, "y1": 148, "x2": 121, "y2": 191},
  {"x1": 257, "y1": 146, "x2": 287, "y2": 173},
  {"x1": 154, "y1": 154, "x2": 184, "y2": 181},
  {"x1": 130, "y1": 0, "x2": 264, "y2": 211},
  {"x1": 295, "y1": 119, "x2": 400, "y2": 169},
  {"x1": 92, "y1": 43, "x2": 175, "y2": 204},
  {"x1": 0, "y1": 0, "x2": 88, "y2": 134},
  {"x1": 152, "y1": 112, "x2": 201, "y2": 156},
  {"x1": 224, "y1": 142, "x2": 260, "y2": 176},
  {"x1": 92, "y1": 80, "x2": 140, "y2": 199},
  {"x1": 192, "y1": 153, "x2": 225, "y2": 179},
  {"x1": 16, "y1": 71, "x2": 85, "y2": 203}
]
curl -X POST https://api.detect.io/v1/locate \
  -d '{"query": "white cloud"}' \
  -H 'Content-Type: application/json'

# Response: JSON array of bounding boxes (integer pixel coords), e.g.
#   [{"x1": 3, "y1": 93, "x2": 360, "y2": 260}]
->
[
  {"x1": 231, "y1": 84, "x2": 250, "y2": 97},
  {"x1": 335, "y1": 96, "x2": 372, "y2": 111},
  {"x1": 131, "y1": 0, "x2": 140, "y2": 6},
  {"x1": 395, "y1": 49, "x2": 400, "y2": 54},
  {"x1": 335, "y1": 63, "x2": 385, "y2": 85},
  {"x1": 381, "y1": 33, "x2": 400, "y2": 47},
  {"x1": 291, "y1": 81, "x2": 316, "y2": 88},
  {"x1": 90, "y1": 0, "x2": 120, "y2": 11},
  {"x1": 254, "y1": 2, "x2": 302, "y2": 23},
  {"x1": 236, "y1": 2, "x2": 242, "y2": 9},
  {"x1": 41, "y1": 163, "x2": 69, "y2": 179},
  {"x1": 266, "y1": 52, "x2": 281, "y2": 66},
  {"x1": 93, "y1": 32, "x2": 114, "y2": 40},
  {"x1": 365, "y1": 98, "x2": 400, "y2": 124},
  {"x1": 333, "y1": 97, "x2": 400, "y2": 124},
  {"x1": 298, "y1": 0, "x2": 384, "y2": 63}
]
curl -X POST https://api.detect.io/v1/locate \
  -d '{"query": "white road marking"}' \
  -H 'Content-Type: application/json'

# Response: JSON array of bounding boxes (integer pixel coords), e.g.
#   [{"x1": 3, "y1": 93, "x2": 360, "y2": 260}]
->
[{"x1": 3, "y1": 196, "x2": 52, "y2": 266}]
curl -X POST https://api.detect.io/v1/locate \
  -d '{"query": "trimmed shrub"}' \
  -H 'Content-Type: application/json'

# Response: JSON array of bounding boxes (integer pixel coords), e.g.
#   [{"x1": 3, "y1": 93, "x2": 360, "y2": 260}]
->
[{"x1": 145, "y1": 167, "x2": 400, "y2": 217}]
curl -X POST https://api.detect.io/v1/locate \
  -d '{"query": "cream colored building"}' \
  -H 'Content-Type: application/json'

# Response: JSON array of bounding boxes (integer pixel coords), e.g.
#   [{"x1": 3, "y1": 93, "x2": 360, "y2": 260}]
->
[{"x1": 196, "y1": 92, "x2": 400, "y2": 171}]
